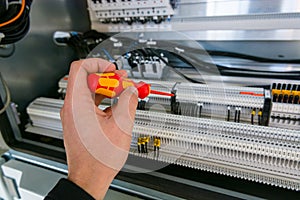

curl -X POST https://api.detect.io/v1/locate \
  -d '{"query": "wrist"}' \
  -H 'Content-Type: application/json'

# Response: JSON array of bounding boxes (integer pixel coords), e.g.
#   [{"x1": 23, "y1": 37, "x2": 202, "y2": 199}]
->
[{"x1": 68, "y1": 168, "x2": 116, "y2": 200}]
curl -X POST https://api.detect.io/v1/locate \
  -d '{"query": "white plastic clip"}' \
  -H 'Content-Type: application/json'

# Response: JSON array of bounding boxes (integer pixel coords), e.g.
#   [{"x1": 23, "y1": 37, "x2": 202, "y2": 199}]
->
[{"x1": 0, "y1": 33, "x2": 5, "y2": 43}]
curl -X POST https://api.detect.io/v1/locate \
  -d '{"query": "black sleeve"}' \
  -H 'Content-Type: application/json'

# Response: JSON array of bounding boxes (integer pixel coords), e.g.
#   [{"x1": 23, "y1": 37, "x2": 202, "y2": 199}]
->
[{"x1": 44, "y1": 178, "x2": 95, "y2": 200}]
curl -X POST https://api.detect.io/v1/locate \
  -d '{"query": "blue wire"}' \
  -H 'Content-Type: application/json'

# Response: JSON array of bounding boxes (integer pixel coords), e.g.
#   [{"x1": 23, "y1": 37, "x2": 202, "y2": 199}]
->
[{"x1": 101, "y1": 48, "x2": 114, "y2": 62}]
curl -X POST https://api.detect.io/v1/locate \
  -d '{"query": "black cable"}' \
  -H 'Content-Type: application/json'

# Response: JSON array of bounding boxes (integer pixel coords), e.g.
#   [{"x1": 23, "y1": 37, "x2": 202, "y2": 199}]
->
[
  {"x1": 173, "y1": 51, "x2": 300, "y2": 79},
  {"x1": 2, "y1": 16, "x2": 29, "y2": 40},
  {"x1": 207, "y1": 50, "x2": 300, "y2": 64},
  {"x1": 156, "y1": 47, "x2": 300, "y2": 80},
  {"x1": 64, "y1": 30, "x2": 110, "y2": 59},
  {"x1": 144, "y1": 48, "x2": 204, "y2": 84},
  {"x1": 1, "y1": 17, "x2": 30, "y2": 44},
  {"x1": 219, "y1": 69, "x2": 300, "y2": 80},
  {"x1": 134, "y1": 47, "x2": 300, "y2": 82},
  {"x1": 0, "y1": 4, "x2": 19, "y2": 23},
  {"x1": 0, "y1": 44, "x2": 15, "y2": 58},
  {"x1": 0, "y1": 0, "x2": 32, "y2": 45},
  {"x1": 141, "y1": 48, "x2": 300, "y2": 80},
  {"x1": 174, "y1": 44, "x2": 300, "y2": 64},
  {"x1": 168, "y1": 49, "x2": 300, "y2": 76},
  {"x1": 0, "y1": 0, "x2": 8, "y2": 18}
]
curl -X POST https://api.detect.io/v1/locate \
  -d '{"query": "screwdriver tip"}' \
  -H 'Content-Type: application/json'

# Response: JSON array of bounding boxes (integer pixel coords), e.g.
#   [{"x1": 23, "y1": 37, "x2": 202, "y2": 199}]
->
[{"x1": 150, "y1": 90, "x2": 174, "y2": 97}]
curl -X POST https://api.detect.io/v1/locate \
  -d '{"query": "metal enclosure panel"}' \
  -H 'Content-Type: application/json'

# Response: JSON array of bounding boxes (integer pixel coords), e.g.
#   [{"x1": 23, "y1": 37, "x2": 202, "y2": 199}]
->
[
  {"x1": 1, "y1": 159, "x2": 65, "y2": 199},
  {"x1": 0, "y1": 158, "x2": 12, "y2": 200},
  {"x1": 174, "y1": 0, "x2": 300, "y2": 17},
  {"x1": 0, "y1": 0, "x2": 90, "y2": 115}
]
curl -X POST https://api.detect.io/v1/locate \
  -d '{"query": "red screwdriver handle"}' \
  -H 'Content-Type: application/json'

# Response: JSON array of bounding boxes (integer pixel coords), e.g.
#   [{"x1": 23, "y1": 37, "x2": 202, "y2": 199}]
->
[{"x1": 87, "y1": 72, "x2": 151, "y2": 99}]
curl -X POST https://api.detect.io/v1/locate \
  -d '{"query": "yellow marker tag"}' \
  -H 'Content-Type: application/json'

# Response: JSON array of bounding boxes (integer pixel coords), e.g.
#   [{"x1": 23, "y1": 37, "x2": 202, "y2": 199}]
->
[
  {"x1": 96, "y1": 72, "x2": 115, "y2": 77},
  {"x1": 154, "y1": 138, "x2": 161, "y2": 147},
  {"x1": 272, "y1": 89, "x2": 281, "y2": 95},
  {"x1": 146, "y1": 137, "x2": 150, "y2": 143},
  {"x1": 282, "y1": 90, "x2": 291, "y2": 95},
  {"x1": 122, "y1": 80, "x2": 134, "y2": 89},
  {"x1": 95, "y1": 88, "x2": 116, "y2": 98},
  {"x1": 99, "y1": 78, "x2": 119, "y2": 87},
  {"x1": 292, "y1": 91, "x2": 300, "y2": 96}
]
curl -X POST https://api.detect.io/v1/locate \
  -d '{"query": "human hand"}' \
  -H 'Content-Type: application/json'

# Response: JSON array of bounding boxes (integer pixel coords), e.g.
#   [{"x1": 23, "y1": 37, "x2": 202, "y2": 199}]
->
[{"x1": 60, "y1": 58, "x2": 138, "y2": 200}]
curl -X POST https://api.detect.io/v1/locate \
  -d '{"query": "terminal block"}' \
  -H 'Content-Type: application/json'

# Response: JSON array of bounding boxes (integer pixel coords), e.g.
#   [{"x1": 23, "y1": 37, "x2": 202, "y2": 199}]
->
[
  {"x1": 269, "y1": 83, "x2": 300, "y2": 130},
  {"x1": 89, "y1": 0, "x2": 175, "y2": 24},
  {"x1": 26, "y1": 96, "x2": 300, "y2": 190},
  {"x1": 122, "y1": 51, "x2": 168, "y2": 79},
  {"x1": 173, "y1": 83, "x2": 266, "y2": 125}
]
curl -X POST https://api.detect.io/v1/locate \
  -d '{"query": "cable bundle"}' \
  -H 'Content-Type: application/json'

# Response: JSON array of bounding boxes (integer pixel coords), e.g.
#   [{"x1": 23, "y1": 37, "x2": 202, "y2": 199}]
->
[{"x1": 0, "y1": 0, "x2": 32, "y2": 45}]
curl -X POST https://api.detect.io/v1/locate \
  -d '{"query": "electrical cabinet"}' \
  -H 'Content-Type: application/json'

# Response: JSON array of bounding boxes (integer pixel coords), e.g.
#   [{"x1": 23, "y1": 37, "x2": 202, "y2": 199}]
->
[{"x1": 1, "y1": 0, "x2": 300, "y2": 199}]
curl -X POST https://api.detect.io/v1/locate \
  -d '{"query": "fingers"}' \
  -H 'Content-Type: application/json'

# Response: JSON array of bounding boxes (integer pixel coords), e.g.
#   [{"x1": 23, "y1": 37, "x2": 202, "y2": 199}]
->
[
  {"x1": 115, "y1": 70, "x2": 128, "y2": 78},
  {"x1": 111, "y1": 87, "x2": 138, "y2": 135},
  {"x1": 72, "y1": 58, "x2": 116, "y2": 75},
  {"x1": 95, "y1": 94, "x2": 106, "y2": 106},
  {"x1": 68, "y1": 58, "x2": 116, "y2": 90},
  {"x1": 63, "y1": 59, "x2": 116, "y2": 115},
  {"x1": 103, "y1": 107, "x2": 112, "y2": 116}
]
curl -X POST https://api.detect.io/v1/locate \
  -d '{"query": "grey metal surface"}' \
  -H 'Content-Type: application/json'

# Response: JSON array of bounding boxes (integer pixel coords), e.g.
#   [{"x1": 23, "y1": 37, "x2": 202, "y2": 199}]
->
[
  {"x1": 2, "y1": 176, "x2": 20, "y2": 198},
  {"x1": 0, "y1": 133, "x2": 9, "y2": 151},
  {"x1": 176, "y1": 0, "x2": 300, "y2": 17},
  {"x1": 124, "y1": 164, "x2": 265, "y2": 200},
  {"x1": 5, "y1": 150, "x2": 182, "y2": 200},
  {"x1": 0, "y1": 0, "x2": 90, "y2": 114},
  {"x1": 1, "y1": 158, "x2": 145, "y2": 200},
  {"x1": 1, "y1": 159, "x2": 65, "y2": 198},
  {"x1": 6, "y1": 150, "x2": 267, "y2": 200},
  {"x1": 105, "y1": 189, "x2": 141, "y2": 200},
  {"x1": 0, "y1": 157, "x2": 12, "y2": 200},
  {"x1": 0, "y1": 74, "x2": 22, "y2": 141}
]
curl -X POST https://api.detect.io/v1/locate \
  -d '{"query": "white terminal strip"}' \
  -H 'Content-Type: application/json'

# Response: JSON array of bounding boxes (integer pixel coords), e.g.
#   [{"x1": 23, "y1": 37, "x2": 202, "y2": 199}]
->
[
  {"x1": 88, "y1": 0, "x2": 175, "y2": 24},
  {"x1": 26, "y1": 97, "x2": 300, "y2": 190}
]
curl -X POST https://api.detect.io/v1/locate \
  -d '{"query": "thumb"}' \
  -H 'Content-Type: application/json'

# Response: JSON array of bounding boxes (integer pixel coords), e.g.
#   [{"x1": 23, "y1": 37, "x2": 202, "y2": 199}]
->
[{"x1": 112, "y1": 87, "x2": 138, "y2": 135}]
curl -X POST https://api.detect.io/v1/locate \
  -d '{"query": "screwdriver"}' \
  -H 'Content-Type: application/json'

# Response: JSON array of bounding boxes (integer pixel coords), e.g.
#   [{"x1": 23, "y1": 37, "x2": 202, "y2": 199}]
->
[{"x1": 87, "y1": 72, "x2": 174, "y2": 99}]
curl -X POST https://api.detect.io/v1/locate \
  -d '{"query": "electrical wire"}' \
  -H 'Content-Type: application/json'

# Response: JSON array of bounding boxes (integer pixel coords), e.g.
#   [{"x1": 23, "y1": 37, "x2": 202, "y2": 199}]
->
[
  {"x1": 0, "y1": 0, "x2": 25, "y2": 27},
  {"x1": 0, "y1": 0, "x2": 32, "y2": 45},
  {"x1": 66, "y1": 34, "x2": 300, "y2": 80},
  {"x1": 8, "y1": 0, "x2": 25, "y2": 6},
  {"x1": 0, "y1": 44, "x2": 15, "y2": 58},
  {"x1": 65, "y1": 30, "x2": 110, "y2": 59},
  {"x1": 144, "y1": 48, "x2": 204, "y2": 83},
  {"x1": 0, "y1": 78, "x2": 11, "y2": 115},
  {"x1": 158, "y1": 49, "x2": 300, "y2": 79},
  {"x1": 178, "y1": 45, "x2": 300, "y2": 64},
  {"x1": 207, "y1": 50, "x2": 300, "y2": 64},
  {"x1": 126, "y1": 48, "x2": 300, "y2": 82}
]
